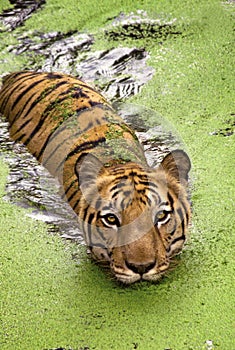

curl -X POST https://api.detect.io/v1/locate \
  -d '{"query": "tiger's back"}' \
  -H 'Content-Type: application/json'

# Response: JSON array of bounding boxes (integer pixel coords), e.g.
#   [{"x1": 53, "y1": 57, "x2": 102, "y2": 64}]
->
[
  {"x1": 0, "y1": 71, "x2": 191, "y2": 284},
  {"x1": 0, "y1": 71, "x2": 145, "y2": 213}
]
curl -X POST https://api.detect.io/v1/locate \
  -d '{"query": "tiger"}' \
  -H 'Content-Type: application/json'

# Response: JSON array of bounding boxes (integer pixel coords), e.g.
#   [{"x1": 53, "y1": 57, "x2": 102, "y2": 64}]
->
[{"x1": 0, "y1": 71, "x2": 191, "y2": 284}]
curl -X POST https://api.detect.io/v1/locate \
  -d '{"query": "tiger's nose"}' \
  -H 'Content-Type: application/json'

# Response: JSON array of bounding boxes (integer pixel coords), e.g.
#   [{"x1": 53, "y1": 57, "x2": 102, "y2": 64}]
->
[{"x1": 125, "y1": 260, "x2": 156, "y2": 275}]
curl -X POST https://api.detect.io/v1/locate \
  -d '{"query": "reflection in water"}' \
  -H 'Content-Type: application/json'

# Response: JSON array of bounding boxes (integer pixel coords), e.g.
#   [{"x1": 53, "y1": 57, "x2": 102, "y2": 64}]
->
[{"x1": 0, "y1": 105, "x2": 183, "y2": 242}]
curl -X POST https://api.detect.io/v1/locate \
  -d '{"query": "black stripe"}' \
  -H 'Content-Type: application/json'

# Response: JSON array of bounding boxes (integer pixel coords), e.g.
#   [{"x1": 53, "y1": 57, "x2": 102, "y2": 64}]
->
[
  {"x1": 111, "y1": 182, "x2": 127, "y2": 192},
  {"x1": 21, "y1": 80, "x2": 69, "y2": 121},
  {"x1": 30, "y1": 91, "x2": 71, "y2": 119},
  {"x1": 185, "y1": 212, "x2": 189, "y2": 225},
  {"x1": 36, "y1": 121, "x2": 74, "y2": 161},
  {"x1": 62, "y1": 179, "x2": 78, "y2": 199},
  {"x1": 167, "y1": 192, "x2": 174, "y2": 210},
  {"x1": 71, "y1": 198, "x2": 81, "y2": 212},
  {"x1": 67, "y1": 189, "x2": 78, "y2": 203},
  {"x1": 96, "y1": 227, "x2": 107, "y2": 245},
  {"x1": 0, "y1": 73, "x2": 37, "y2": 113},
  {"x1": 35, "y1": 106, "x2": 106, "y2": 161},
  {"x1": 120, "y1": 197, "x2": 128, "y2": 210},
  {"x1": 46, "y1": 104, "x2": 103, "y2": 146},
  {"x1": 55, "y1": 138, "x2": 101, "y2": 173},
  {"x1": 146, "y1": 196, "x2": 152, "y2": 206},
  {"x1": 168, "y1": 208, "x2": 186, "y2": 248},
  {"x1": 40, "y1": 136, "x2": 70, "y2": 167},
  {"x1": 23, "y1": 103, "x2": 76, "y2": 147},
  {"x1": 82, "y1": 121, "x2": 94, "y2": 133},
  {"x1": 23, "y1": 115, "x2": 52, "y2": 146},
  {"x1": 94, "y1": 199, "x2": 102, "y2": 211},
  {"x1": 74, "y1": 153, "x2": 88, "y2": 183},
  {"x1": 177, "y1": 207, "x2": 185, "y2": 233},
  {"x1": 87, "y1": 213, "x2": 95, "y2": 246},
  {"x1": 82, "y1": 205, "x2": 89, "y2": 226},
  {"x1": 139, "y1": 196, "x2": 147, "y2": 205},
  {"x1": 180, "y1": 199, "x2": 189, "y2": 225},
  {"x1": 2, "y1": 71, "x2": 28, "y2": 85},
  {"x1": 147, "y1": 185, "x2": 160, "y2": 196},
  {"x1": 71, "y1": 88, "x2": 88, "y2": 99},
  {"x1": 89, "y1": 99, "x2": 103, "y2": 107},
  {"x1": 54, "y1": 137, "x2": 106, "y2": 174},
  {"x1": 5, "y1": 71, "x2": 39, "y2": 86},
  {"x1": 112, "y1": 175, "x2": 128, "y2": 182},
  {"x1": 46, "y1": 72, "x2": 64, "y2": 80},
  {"x1": 169, "y1": 221, "x2": 177, "y2": 236},
  {"x1": 171, "y1": 233, "x2": 186, "y2": 246},
  {"x1": 111, "y1": 168, "x2": 128, "y2": 175},
  {"x1": 166, "y1": 246, "x2": 171, "y2": 253},
  {"x1": 137, "y1": 188, "x2": 146, "y2": 194},
  {"x1": 11, "y1": 119, "x2": 31, "y2": 137},
  {"x1": 99, "y1": 205, "x2": 113, "y2": 212},
  {"x1": 90, "y1": 243, "x2": 106, "y2": 249},
  {"x1": 11, "y1": 89, "x2": 39, "y2": 124},
  {"x1": 22, "y1": 92, "x2": 72, "y2": 145},
  {"x1": 129, "y1": 170, "x2": 145, "y2": 178},
  {"x1": 159, "y1": 201, "x2": 169, "y2": 206},
  {"x1": 77, "y1": 204, "x2": 88, "y2": 236},
  {"x1": 90, "y1": 211, "x2": 109, "y2": 248},
  {"x1": 123, "y1": 190, "x2": 132, "y2": 197},
  {"x1": 10, "y1": 78, "x2": 46, "y2": 112},
  {"x1": 15, "y1": 133, "x2": 26, "y2": 142},
  {"x1": 88, "y1": 212, "x2": 95, "y2": 225},
  {"x1": 95, "y1": 118, "x2": 102, "y2": 125},
  {"x1": 149, "y1": 191, "x2": 161, "y2": 204},
  {"x1": 138, "y1": 180, "x2": 158, "y2": 187}
]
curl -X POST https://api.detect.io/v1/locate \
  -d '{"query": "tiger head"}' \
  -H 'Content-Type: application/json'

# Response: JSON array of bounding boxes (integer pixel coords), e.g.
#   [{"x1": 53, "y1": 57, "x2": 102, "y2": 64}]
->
[{"x1": 76, "y1": 150, "x2": 191, "y2": 284}]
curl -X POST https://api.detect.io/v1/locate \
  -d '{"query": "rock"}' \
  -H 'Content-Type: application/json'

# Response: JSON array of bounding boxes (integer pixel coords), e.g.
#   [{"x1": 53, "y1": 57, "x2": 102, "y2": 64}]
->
[
  {"x1": 42, "y1": 33, "x2": 94, "y2": 74},
  {"x1": 10, "y1": 29, "x2": 155, "y2": 100},
  {"x1": 73, "y1": 47, "x2": 155, "y2": 100},
  {"x1": 0, "y1": 0, "x2": 46, "y2": 32}
]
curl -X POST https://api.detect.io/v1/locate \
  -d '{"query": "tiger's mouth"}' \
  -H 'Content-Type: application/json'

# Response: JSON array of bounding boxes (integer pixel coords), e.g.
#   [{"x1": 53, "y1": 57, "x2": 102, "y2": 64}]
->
[
  {"x1": 90, "y1": 245, "x2": 170, "y2": 284},
  {"x1": 111, "y1": 260, "x2": 170, "y2": 284}
]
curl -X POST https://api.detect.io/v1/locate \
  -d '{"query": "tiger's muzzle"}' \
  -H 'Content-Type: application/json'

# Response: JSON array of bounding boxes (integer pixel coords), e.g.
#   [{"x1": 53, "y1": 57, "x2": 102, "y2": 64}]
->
[{"x1": 109, "y1": 228, "x2": 170, "y2": 284}]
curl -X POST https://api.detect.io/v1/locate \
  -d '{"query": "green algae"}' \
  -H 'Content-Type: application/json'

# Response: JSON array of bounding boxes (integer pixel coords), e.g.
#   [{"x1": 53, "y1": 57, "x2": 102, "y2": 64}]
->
[{"x1": 0, "y1": 0, "x2": 235, "y2": 349}]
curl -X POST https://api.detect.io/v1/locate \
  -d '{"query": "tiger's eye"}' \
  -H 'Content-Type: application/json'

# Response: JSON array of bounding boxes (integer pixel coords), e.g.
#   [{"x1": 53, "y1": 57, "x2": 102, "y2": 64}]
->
[
  {"x1": 155, "y1": 210, "x2": 171, "y2": 224},
  {"x1": 101, "y1": 213, "x2": 120, "y2": 227},
  {"x1": 157, "y1": 211, "x2": 166, "y2": 220},
  {"x1": 106, "y1": 214, "x2": 116, "y2": 223}
]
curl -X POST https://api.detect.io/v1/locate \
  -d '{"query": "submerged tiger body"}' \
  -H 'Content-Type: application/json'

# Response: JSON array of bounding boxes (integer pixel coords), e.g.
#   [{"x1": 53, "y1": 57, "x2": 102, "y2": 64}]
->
[{"x1": 0, "y1": 71, "x2": 191, "y2": 284}]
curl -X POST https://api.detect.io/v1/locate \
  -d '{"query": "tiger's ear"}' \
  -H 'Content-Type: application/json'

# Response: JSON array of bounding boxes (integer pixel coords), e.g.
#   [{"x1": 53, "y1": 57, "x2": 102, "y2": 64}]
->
[
  {"x1": 75, "y1": 153, "x2": 106, "y2": 188},
  {"x1": 160, "y1": 150, "x2": 191, "y2": 183}
]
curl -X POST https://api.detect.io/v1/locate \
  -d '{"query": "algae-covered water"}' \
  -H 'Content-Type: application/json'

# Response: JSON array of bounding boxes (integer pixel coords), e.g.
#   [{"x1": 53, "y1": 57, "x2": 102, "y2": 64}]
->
[{"x1": 0, "y1": 1, "x2": 234, "y2": 349}]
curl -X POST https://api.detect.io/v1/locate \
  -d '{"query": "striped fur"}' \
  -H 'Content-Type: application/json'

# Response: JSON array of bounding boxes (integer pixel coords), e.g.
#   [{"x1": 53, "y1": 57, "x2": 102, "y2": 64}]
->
[{"x1": 0, "y1": 71, "x2": 191, "y2": 284}]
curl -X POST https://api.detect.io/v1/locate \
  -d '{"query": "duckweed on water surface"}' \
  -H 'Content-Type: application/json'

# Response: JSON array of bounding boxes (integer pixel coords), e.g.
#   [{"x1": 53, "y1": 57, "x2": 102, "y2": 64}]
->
[{"x1": 0, "y1": 0, "x2": 234, "y2": 349}]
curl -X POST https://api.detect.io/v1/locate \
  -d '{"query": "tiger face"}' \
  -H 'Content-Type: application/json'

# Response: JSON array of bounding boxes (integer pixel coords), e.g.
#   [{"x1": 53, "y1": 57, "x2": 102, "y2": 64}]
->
[{"x1": 77, "y1": 150, "x2": 191, "y2": 284}]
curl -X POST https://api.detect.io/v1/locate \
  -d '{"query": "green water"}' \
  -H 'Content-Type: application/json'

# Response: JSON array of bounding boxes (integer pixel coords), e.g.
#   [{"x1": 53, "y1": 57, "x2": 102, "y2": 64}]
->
[{"x1": 0, "y1": 0, "x2": 234, "y2": 349}]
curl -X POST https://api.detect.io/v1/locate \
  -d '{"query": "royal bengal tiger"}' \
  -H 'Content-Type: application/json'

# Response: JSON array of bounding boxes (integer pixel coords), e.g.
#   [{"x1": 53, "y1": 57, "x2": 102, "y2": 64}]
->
[{"x1": 0, "y1": 71, "x2": 191, "y2": 284}]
